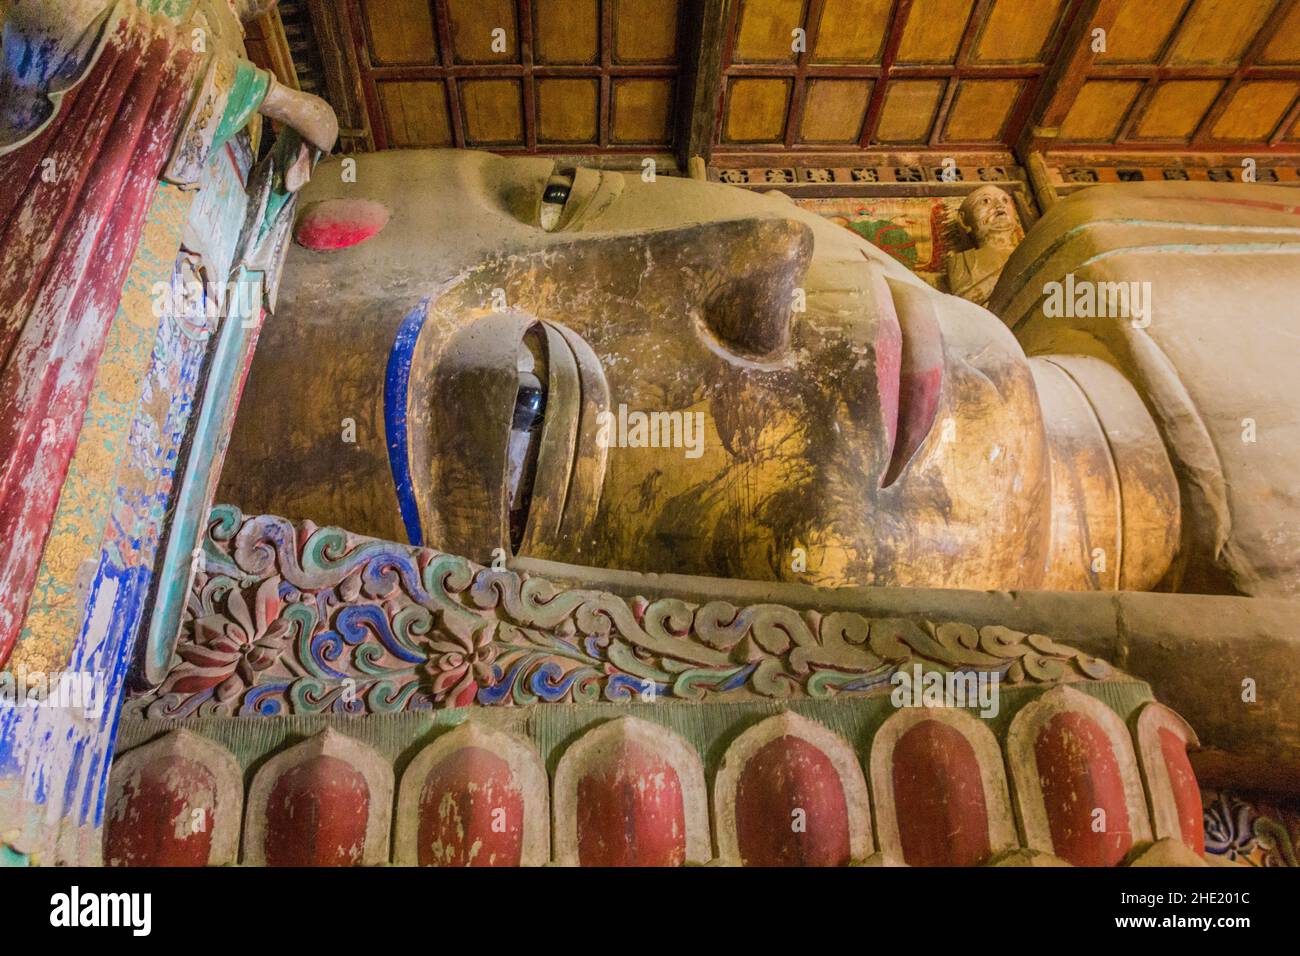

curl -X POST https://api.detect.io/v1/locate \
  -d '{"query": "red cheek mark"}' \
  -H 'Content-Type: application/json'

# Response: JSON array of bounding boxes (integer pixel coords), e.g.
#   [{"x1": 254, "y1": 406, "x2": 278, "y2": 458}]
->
[{"x1": 295, "y1": 198, "x2": 390, "y2": 250}]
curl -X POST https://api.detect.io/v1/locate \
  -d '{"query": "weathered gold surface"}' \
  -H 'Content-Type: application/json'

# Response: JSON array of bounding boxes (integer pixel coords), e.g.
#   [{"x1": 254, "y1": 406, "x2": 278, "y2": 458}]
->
[{"x1": 221, "y1": 149, "x2": 1180, "y2": 592}]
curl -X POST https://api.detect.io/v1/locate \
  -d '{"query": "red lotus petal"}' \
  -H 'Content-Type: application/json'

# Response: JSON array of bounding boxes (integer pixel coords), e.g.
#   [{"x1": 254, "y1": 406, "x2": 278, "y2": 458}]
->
[
  {"x1": 226, "y1": 588, "x2": 255, "y2": 638},
  {"x1": 215, "y1": 676, "x2": 245, "y2": 702},
  {"x1": 169, "y1": 672, "x2": 231, "y2": 694},
  {"x1": 452, "y1": 679, "x2": 478, "y2": 708},
  {"x1": 177, "y1": 645, "x2": 240, "y2": 668},
  {"x1": 253, "y1": 576, "x2": 283, "y2": 636},
  {"x1": 431, "y1": 664, "x2": 468, "y2": 695},
  {"x1": 194, "y1": 615, "x2": 238, "y2": 648},
  {"x1": 246, "y1": 647, "x2": 281, "y2": 671}
]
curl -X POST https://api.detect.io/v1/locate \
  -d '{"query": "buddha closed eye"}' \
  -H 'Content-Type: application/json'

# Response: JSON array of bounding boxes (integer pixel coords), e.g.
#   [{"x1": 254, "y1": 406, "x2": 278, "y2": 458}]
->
[{"x1": 506, "y1": 326, "x2": 547, "y2": 552}]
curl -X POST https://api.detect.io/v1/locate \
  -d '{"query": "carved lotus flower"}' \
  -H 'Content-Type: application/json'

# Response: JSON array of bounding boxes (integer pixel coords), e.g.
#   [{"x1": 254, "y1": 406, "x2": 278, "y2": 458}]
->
[
  {"x1": 427, "y1": 611, "x2": 499, "y2": 708},
  {"x1": 172, "y1": 576, "x2": 292, "y2": 702}
]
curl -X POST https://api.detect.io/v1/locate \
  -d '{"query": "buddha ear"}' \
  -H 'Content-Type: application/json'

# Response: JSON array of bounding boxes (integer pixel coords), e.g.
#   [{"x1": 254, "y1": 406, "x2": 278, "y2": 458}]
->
[{"x1": 689, "y1": 217, "x2": 814, "y2": 359}]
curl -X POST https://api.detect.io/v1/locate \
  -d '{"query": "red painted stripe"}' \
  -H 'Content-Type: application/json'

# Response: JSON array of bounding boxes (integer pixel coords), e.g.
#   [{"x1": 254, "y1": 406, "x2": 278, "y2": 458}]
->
[{"x1": 0, "y1": 12, "x2": 197, "y2": 667}]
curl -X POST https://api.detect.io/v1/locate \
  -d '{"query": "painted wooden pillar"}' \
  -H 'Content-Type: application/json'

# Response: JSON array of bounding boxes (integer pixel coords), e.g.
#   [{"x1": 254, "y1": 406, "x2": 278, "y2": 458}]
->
[
  {"x1": 0, "y1": 0, "x2": 305, "y2": 864},
  {"x1": 0, "y1": 3, "x2": 201, "y2": 668},
  {"x1": 136, "y1": 127, "x2": 308, "y2": 690}
]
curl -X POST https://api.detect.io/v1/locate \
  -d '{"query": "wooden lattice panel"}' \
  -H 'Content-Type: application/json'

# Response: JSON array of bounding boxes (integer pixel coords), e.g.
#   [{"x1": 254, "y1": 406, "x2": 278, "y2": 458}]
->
[
  {"x1": 1041, "y1": 151, "x2": 1300, "y2": 200},
  {"x1": 707, "y1": 150, "x2": 1030, "y2": 205}
]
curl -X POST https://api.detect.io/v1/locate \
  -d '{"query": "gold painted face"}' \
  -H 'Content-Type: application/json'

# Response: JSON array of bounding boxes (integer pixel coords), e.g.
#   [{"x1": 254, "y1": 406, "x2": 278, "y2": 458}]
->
[{"x1": 225, "y1": 150, "x2": 1060, "y2": 590}]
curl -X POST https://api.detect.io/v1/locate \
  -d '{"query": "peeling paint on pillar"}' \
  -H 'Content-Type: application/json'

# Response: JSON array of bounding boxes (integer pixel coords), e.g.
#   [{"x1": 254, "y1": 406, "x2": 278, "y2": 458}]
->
[{"x1": 0, "y1": 6, "x2": 198, "y2": 669}]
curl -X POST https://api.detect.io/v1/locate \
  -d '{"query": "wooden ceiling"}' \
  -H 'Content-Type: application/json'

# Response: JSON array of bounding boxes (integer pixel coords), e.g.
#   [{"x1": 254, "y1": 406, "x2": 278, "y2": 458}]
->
[
  {"x1": 257, "y1": 0, "x2": 1300, "y2": 166},
  {"x1": 320, "y1": 0, "x2": 690, "y2": 153},
  {"x1": 1047, "y1": 0, "x2": 1300, "y2": 149},
  {"x1": 716, "y1": 0, "x2": 1076, "y2": 150}
]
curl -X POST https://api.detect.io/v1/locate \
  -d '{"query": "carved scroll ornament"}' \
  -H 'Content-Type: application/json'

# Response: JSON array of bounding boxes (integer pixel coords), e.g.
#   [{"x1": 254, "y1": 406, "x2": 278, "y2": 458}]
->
[{"x1": 130, "y1": 506, "x2": 1115, "y2": 719}]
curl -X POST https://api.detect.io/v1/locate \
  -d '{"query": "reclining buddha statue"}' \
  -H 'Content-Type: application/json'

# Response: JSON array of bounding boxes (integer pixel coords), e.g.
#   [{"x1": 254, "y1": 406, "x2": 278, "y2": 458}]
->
[
  {"x1": 220, "y1": 149, "x2": 1299, "y2": 599},
  {"x1": 3, "y1": 1, "x2": 1294, "y2": 874},
  {"x1": 100, "y1": 148, "x2": 1300, "y2": 870}
]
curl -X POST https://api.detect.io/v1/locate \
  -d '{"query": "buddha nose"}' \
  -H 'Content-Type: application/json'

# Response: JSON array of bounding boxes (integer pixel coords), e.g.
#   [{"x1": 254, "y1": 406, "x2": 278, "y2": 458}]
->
[{"x1": 697, "y1": 218, "x2": 812, "y2": 359}]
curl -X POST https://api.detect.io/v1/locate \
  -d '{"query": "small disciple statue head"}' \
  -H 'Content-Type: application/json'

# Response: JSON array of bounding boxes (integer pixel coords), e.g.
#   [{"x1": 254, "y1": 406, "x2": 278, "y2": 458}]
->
[{"x1": 945, "y1": 185, "x2": 1019, "y2": 306}]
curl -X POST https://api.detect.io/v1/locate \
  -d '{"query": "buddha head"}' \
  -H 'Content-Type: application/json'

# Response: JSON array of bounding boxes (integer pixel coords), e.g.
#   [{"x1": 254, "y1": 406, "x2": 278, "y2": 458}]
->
[{"x1": 221, "y1": 149, "x2": 1173, "y2": 591}]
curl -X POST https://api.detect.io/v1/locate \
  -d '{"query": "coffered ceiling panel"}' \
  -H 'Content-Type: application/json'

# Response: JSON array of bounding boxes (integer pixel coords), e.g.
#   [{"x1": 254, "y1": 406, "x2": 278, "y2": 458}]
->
[
  {"x1": 973, "y1": 0, "x2": 1066, "y2": 64},
  {"x1": 345, "y1": 0, "x2": 687, "y2": 152},
  {"x1": 1056, "y1": 0, "x2": 1300, "y2": 150},
  {"x1": 272, "y1": 1, "x2": 1300, "y2": 162},
  {"x1": 534, "y1": 0, "x2": 600, "y2": 64},
  {"x1": 713, "y1": 0, "x2": 1075, "y2": 152},
  {"x1": 895, "y1": 0, "x2": 975, "y2": 65},
  {"x1": 810, "y1": 0, "x2": 892, "y2": 64}
]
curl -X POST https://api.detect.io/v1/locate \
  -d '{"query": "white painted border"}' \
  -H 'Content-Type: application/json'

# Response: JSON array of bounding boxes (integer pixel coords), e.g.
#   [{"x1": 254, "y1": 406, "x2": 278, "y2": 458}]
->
[
  {"x1": 107, "y1": 729, "x2": 242, "y2": 866},
  {"x1": 869, "y1": 707, "x2": 1017, "y2": 865},
  {"x1": 1006, "y1": 686, "x2": 1152, "y2": 859},
  {"x1": 1132, "y1": 701, "x2": 1201, "y2": 848},
  {"x1": 242, "y1": 728, "x2": 393, "y2": 865}
]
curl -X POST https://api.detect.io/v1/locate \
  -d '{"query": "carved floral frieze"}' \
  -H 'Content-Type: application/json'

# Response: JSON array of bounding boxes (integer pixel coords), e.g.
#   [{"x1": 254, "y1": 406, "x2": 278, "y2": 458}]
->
[{"x1": 129, "y1": 506, "x2": 1115, "y2": 718}]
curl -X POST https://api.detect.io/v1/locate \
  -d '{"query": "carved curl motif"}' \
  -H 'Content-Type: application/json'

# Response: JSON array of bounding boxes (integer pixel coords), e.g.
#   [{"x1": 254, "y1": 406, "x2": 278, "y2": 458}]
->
[{"x1": 128, "y1": 506, "x2": 1114, "y2": 718}]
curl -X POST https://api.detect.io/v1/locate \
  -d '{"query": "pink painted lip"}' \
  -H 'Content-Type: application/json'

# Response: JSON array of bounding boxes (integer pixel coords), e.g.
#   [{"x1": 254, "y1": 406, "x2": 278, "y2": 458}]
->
[
  {"x1": 874, "y1": 270, "x2": 944, "y2": 489},
  {"x1": 295, "y1": 198, "x2": 390, "y2": 250}
]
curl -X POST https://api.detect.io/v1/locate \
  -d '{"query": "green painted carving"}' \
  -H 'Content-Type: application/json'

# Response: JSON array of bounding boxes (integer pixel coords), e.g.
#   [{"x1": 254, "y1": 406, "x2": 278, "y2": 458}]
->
[
  {"x1": 0, "y1": 844, "x2": 31, "y2": 867},
  {"x1": 127, "y1": 507, "x2": 1122, "y2": 719},
  {"x1": 211, "y1": 59, "x2": 270, "y2": 155}
]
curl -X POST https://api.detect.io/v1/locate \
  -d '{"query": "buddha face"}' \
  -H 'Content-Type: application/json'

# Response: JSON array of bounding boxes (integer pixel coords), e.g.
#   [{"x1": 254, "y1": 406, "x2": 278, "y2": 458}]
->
[{"x1": 223, "y1": 150, "x2": 1054, "y2": 590}]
